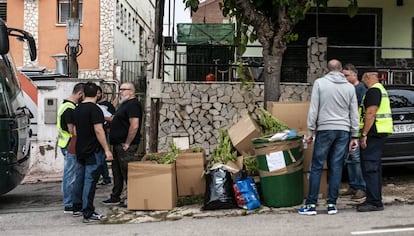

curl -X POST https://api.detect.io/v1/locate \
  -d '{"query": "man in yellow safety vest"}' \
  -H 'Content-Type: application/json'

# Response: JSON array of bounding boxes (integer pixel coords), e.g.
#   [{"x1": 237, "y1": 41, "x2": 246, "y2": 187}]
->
[
  {"x1": 56, "y1": 82, "x2": 84, "y2": 214},
  {"x1": 357, "y1": 72, "x2": 393, "y2": 212}
]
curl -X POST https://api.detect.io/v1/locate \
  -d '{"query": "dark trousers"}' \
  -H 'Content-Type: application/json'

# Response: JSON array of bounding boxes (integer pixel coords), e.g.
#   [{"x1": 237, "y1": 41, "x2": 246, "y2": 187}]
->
[
  {"x1": 360, "y1": 136, "x2": 385, "y2": 207},
  {"x1": 110, "y1": 143, "x2": 139, "y2": 200}
]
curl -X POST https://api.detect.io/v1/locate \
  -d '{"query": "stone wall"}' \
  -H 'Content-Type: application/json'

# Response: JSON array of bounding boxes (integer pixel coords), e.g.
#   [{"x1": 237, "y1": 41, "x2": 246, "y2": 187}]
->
[
  {"x1": 307, "y1": 37, "x2": 327, "y2": 84},
  {"x1": 23, "y1": 0, "x2": 38, "y2": 68},
  {"x1": 154, "y1": 82, "x2": 311, "y2": 155},
  {"x1": 79, "y1": 0, "x2": 115, "y2": 80}
]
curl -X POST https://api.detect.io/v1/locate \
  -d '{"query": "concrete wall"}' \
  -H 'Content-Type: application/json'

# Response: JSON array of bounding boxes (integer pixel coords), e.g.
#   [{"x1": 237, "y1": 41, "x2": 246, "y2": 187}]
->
[
  {"x1": 114, "y1": 0, "x2": 155, "y2": 62},
  {"x1": 28, "y1": 78, "x2": 109, "y2": 176},
  {"x1": 328, "y1": 0, "x2": 414, "y2": 59}
]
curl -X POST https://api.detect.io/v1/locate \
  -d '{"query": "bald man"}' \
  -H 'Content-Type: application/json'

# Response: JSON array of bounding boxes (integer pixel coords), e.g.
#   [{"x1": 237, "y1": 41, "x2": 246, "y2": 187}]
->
[
  {"x1": 103, "y1": 82, "x2": 143, "y2": 207},
  {"x1": 299, "y1": 59, "x2": 359, "y2": 216}
]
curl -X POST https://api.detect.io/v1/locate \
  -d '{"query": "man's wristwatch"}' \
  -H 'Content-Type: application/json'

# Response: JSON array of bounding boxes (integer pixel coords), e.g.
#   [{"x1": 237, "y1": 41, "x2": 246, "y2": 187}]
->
[{"x1": 361, "y1": 133, "x2": 367, "y2": 137}]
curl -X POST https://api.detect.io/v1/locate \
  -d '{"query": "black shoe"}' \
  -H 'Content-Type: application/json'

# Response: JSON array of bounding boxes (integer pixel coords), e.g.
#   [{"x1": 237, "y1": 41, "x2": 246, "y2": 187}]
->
[
  {"x1": 73, "y1": 211, "x2": 82, "y2": 217},
  {"x1": 357, "y1": 203, "x2": 384, "y2": 212},
  {"x1": 120, "y1": 199, "x2": 127, "y2": 208},
  {"x1": 64, "y1": 206, "x2": 73, "y2": 214},
  {"x1": 83, "y1": 212, "x2": 106, "y2": 223},
  {"x1": 102, "y1": 197, "x2": 120, "y2": 205},
  {"x1": 97, "y1": 181, "x2": 111, "y2": 186}
]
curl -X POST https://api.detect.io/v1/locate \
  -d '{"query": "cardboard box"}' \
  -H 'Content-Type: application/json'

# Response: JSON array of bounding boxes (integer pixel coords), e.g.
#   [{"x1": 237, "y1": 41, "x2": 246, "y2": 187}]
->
[
  {"x1": 303, "y1": 170, "x2": 328, "y2": 199},
  {"x1": 302, "y1": 141, "x2": 328, "y2": 171},
  {"x1": 210, "y1": 156, "x2": 244, "y2": 181},
  {"x1": 266, "y1": 102, "x2": 328, "y2": 171},
  {"x1": 176, "y1": 149, "x2": 206, "y2": 196},
  {"x1": 127, "y1": 159, "x2": 177, "y2": 210},
  {"x1": 267, "y1": 102, "x2": 310, "y2": 133},
  {"x1": 228, "y1": 115, "x2": 262, "y2": 155}
]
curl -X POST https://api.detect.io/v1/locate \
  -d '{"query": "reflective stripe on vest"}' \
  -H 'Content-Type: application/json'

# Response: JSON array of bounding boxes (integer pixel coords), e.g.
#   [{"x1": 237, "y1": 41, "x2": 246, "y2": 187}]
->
[
  {"x1": 57, "y1": 102, "x2": 76, "y2": 148},
  {"x1": 359, "y1": 83, "x2": 393, "y2": 135}
]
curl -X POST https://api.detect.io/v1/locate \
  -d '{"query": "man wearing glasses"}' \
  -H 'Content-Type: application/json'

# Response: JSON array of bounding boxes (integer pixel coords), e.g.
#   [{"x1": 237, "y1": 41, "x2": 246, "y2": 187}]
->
[
  {"x1": 341, "y1": 63, "x2": 367, "y2": 200},
  {"x1": 103, "y1": 82, "x2": 143, "y2": 207}
]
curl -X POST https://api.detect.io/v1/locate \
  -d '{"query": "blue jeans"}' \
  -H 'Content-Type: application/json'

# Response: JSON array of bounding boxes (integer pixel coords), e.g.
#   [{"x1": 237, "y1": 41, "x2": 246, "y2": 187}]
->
[
  {"x1": 345, "y1": 145, "x2": 366, "y2": 191},
  {"x1": 61, "y1": 147, "x2": 77, "y2": 208},
  {"x1": 72, "y1": 150, "x2": 103, "y2": 218},
  {"x1": 306, "y1": 130, "x2": 350, "y2": 205}
]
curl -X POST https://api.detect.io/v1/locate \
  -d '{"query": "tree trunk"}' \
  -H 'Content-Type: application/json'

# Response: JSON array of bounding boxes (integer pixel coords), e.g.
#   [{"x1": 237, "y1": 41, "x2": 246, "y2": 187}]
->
[{"x1": 263, "y1": 48, "x2": 284, "y2": 106}]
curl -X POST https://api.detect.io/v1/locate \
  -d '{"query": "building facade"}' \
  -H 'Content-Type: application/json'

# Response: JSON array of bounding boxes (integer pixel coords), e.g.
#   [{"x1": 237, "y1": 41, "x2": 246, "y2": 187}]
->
[{"x1": 6, "y1": 0, "x2": 155, "y2": 80}]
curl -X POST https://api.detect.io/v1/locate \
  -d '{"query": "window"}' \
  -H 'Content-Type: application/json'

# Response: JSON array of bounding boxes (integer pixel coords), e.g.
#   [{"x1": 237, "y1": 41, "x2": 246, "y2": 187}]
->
[
  {"x1": 139, "y1": 26, "x2": 145, "y2": 56},
  {"x1": 0, "y1": 1, "x2": 6, "y2": 22},
  {"x1": 123, "y1": 8, "x2": 127, "y2": 35},
  {"x1": 128, "y1": 13, "x2": 131, "y2": 39},
  {"x1": 116, "y1": 1, "x2": 121, "y2": 29},
  {"x1": 58, "y1": 0, "x2": 83, "y2": 24},
  {"x1": 0, "y1": 55, "x2": 19, "y2": 101}
]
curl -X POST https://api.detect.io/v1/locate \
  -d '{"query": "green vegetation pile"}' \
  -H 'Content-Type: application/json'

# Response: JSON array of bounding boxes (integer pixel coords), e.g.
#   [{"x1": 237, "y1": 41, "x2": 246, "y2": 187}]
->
[{"x1": 257, "y1": 107, "x2": 289, "y2": 135}]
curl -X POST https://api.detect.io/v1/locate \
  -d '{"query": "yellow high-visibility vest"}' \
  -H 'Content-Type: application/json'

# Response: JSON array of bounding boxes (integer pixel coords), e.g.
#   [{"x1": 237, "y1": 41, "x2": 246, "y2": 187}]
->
[
  {"x1": 57, "y1": 102, "x2": 75, "y2": 148},
  {"x1": 359, "y1": 83, "x2": 393, "y2": 135}
]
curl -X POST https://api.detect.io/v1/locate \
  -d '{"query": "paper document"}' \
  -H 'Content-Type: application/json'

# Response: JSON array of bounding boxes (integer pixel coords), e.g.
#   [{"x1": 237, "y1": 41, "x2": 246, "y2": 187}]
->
[
  {"x1": 97, "y1": 104, "x2": 113, "y2": 118},
  {"x1": 266, "y1": 151, "x2": 286, "y2": 172}
]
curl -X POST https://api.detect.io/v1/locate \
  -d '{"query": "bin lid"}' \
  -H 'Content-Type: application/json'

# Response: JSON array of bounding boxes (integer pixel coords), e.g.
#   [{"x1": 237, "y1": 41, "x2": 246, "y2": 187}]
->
[{"x1": 51, "y1": 53, "x2": 67, "y2": 60}]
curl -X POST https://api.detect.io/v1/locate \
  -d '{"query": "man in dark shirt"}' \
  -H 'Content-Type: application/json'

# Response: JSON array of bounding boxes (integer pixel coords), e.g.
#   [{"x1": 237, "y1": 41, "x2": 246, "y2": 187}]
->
[
  {"x1": 103, "y1": 82, "x2": 142, "y2": 207},
  {"x1": 357, "y1": 72, "x2": 393, "y2": 212},
  {"x1": 72, "y1": 82, "x2": 113, "y2": 223}
]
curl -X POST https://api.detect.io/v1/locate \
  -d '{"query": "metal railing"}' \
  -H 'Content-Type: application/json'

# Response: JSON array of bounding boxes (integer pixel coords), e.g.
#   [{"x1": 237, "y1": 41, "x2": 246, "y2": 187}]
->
[{"x1": 121, "y1": 61, "x2": 147, "y2": 92}]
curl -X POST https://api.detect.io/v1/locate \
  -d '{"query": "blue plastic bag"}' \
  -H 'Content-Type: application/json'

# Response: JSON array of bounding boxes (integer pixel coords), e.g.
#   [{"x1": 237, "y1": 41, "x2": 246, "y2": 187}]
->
[{"x1": 233, "y1": 176, "x2": 261, "y2": 210}]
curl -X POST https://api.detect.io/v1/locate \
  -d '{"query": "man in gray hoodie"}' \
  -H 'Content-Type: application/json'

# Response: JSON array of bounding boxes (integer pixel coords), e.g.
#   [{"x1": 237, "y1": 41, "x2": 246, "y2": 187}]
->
[{"x1": 299, "y1": 59, "x2": 360, "y2": 216}]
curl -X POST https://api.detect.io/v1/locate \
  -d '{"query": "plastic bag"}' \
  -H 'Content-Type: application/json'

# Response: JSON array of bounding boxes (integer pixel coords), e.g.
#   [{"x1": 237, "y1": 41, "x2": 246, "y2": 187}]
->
[
  {"x1": 202, "y1": 168, "x2": 237, "y2": 210},
  {"x1": 233, "y1": 176, "x2": 261, "y2": 210}
]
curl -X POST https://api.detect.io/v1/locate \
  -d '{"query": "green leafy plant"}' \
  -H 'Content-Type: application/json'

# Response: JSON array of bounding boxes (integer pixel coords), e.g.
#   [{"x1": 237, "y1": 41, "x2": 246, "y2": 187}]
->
[
  {"x1": 208, "y1": 129, "x2": 238, "y2": 168},
  {"x1": 190, "y1": 147, "x2": 202, "y2": 153},
  {"x1": 243, "y1": 154, "x2": 259, "y2": 176},
  {"x1": 146, "y1": 142, "x2": 180, "y2": 164},
  {"x1": 258, "y1": 107, "x2": 289, "y2": 135}
]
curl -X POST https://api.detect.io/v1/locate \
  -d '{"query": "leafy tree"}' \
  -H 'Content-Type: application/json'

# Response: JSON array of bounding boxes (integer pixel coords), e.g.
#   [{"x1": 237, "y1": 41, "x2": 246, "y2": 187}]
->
[{"x1": 184, "y1": 0, "x2": 358, "y2": 104}]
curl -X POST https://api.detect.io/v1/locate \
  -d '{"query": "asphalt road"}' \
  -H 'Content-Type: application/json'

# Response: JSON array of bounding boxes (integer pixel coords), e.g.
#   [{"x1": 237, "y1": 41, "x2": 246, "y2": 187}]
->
[{"x1": 1, "y1": 167, "x2": 414, "y2": 235}]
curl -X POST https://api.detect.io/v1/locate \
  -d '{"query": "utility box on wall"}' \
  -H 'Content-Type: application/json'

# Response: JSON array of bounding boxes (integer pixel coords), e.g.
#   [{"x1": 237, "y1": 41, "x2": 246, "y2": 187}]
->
[{"x1": 44, "y1": 98, "x2": 57, "y2": 124}]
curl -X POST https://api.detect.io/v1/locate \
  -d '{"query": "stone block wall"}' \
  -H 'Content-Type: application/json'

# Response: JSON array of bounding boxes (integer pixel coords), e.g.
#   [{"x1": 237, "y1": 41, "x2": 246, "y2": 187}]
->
[
  {"x1": 307, "y1": 37, "x2": 327, "y2": 84},
  {"x1": 154, "y1": 82, "x2": 311, "y2": 155}
]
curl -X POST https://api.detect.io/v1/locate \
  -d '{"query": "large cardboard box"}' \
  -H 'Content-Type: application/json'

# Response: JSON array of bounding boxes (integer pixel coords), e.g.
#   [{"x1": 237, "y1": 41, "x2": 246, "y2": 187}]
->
[
  {"x1": 176, "y1": 149, "x2": 206, "y2": 196},
  {"x1": 267, "y1": 102, "x2": 309, "y2": 133},
  {"x1": 302, "y1": 141, "x2": 328, "y2": 171},
  {"x1": 228, "y1": 115, "x2": 262, "y2": 155},
  {"x1": 127, "y1": 159, "x2": 177, "y2": 210},
  {"x1": 267, "y1": 102, "x2": 328, "y2": 171},
  {"x1": 303, "y1": 170, "x2": 328, "y2": 199}
]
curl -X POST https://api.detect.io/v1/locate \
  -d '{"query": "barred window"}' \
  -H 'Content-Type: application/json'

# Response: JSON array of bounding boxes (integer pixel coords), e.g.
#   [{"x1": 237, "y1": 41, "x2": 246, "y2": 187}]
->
[
  {"x1": 139, "y1": 26, "x2": 145, "y2": 56},
  {"x1": 58, "y1": 0, "x2": 83, "y2": 24},
  {"x1": 0, "y1": 1, "x2": 6, "y2": 22},
  {"x1": 116, "y1": 1, "x2": 121, "y2": 28}
]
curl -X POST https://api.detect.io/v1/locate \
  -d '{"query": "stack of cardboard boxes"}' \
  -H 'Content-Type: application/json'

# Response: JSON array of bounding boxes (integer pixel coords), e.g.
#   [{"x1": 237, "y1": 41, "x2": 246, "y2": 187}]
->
[
  {"x1": 267, "y1": 102, "x2": 327, "y2": 199},
  {"x1": 127, "y1": 149, "x2": 206, "y2": 210},
  {"x1": 226, "y1": 103, "x2": 328, "y2": 200},
  {"x1": 127, "y1": 102, "x2": 329, "y2": 211}
]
